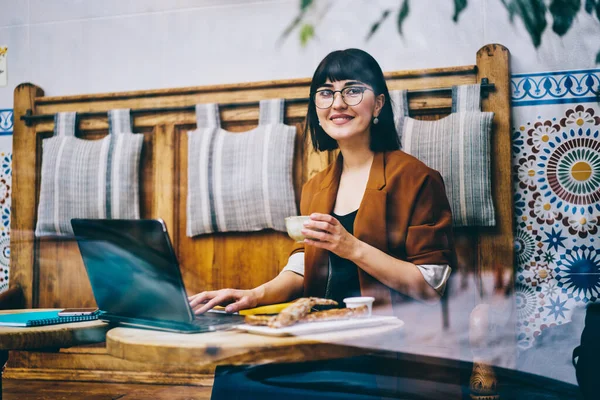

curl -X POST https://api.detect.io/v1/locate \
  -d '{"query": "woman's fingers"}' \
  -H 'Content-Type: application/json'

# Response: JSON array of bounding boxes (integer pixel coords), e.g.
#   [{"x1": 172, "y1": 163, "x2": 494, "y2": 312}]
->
[
  {"x1": 301, "y1": 227, "x2": 329, "y2": 241},
  {"x1": 309, "y1": 213, "x2": 337, "y2": 224},
  {"x1": 224, "y1": 296, "x2": 252, "y2": 313},
  {"x1": 189, "y1": 288, "x2": 257, "y2": 314},
  {"x1": 193, "y1": 294, "x2": 229, "y2": 314},
  {"x1": 304, "y1": 219, "x2": 333, "y2": 233},
  {"x1": 190, "y1": 289, "x2": 234, "y2": 314},
  {"x1": 188, "y1": 291, "x2": 214, "y2": 308}
]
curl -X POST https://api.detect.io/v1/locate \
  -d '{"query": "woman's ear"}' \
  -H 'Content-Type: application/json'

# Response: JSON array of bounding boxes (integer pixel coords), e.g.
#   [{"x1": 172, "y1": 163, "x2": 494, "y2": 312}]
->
[{"x1": 374, "y1": 93, "x2": 385, "y2": 116}]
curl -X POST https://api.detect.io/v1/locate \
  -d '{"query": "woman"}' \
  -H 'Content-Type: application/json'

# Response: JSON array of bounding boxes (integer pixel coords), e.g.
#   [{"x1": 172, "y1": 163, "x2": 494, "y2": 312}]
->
[{"x1": 189, "y1": 49, "x2": 454, "y2": 316}]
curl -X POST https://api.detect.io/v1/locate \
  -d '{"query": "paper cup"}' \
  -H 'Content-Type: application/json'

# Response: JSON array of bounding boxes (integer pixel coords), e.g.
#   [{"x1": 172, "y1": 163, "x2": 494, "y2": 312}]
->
[{"x1": 343, "y1": 296, "x2": 375, "y2": 317}]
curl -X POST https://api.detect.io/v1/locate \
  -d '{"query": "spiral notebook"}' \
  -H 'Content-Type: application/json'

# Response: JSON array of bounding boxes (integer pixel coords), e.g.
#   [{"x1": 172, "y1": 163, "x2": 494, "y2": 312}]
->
[{"x1": 0, "y1": 310, "x2": 100, "y2": 327}]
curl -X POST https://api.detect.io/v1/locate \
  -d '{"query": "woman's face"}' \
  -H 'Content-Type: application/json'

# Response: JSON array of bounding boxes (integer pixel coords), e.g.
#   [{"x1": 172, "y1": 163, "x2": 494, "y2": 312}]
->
[{"x1": 315, "y1": 79, "x2": 384, "y2": 146}]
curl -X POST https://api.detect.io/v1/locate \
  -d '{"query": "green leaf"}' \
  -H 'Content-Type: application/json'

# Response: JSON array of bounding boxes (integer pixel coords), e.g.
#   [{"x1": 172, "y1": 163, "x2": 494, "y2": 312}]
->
[
  {"x1": 300, "y1": 0, "x2": 313, "y2": 12},
  {"x1": 512, "y1": 0, "x2": 548, "y2": 47},
  {"x1": 278, "y1": 0, "x2": 311, "y2": 44},
  {"x1": 549, "y1": 0, "x2": 581, "y2": 36},
  {"x1": 366, "y1": 9, "x2": 392, "y2": 40},
  {"x1": 453, "y1": 0, "x2": 468, "y2": 22},
  {"x1": 299, "y1": 23, "x2": 315, "y2": 47},
  {"x1": 596, "y1": 0, "x2": 600, "y2": 21},
  {"x1": 397, "y1": 0, "x2": 410, "y2": 35},
  {"x1": 280, "y1": 14, "x2": 304, "y2": 42},
  {"x1": 585, "y1": 0, "x2": 596, "y2": 13},
  {"x1": 500, "y1": 0, "x2": 516, "y2": 21}
]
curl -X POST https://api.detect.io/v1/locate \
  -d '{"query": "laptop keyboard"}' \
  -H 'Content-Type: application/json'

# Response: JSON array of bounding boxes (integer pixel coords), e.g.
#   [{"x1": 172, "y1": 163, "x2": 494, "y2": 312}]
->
[{"x1": 192, "y1": 313, "x2": 244, "y2": 327}]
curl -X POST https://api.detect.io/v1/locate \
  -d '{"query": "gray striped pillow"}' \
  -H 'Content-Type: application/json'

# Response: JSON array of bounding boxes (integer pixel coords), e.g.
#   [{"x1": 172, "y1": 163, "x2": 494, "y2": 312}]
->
[
  {"x1": 391, "y1": 86, "x2": 496, "y2": 227},
  {"x1": 35, "y1": 110, "x2": 143, "y2": 237},
  {"x1": 187, "y1": 99, "x2": 297, "y2": 236}
]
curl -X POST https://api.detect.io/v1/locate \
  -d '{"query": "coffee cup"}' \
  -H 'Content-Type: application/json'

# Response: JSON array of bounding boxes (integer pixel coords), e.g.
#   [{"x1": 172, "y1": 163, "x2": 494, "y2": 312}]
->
[{"x1": 285, "y1": 216, "x2": 310, "y2": 243}]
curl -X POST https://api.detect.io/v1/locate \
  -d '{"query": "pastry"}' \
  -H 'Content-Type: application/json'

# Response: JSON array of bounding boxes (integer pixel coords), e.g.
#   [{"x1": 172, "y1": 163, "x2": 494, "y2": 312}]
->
[{"x1": 269, "y1": 297, "x2": 338, "y2": 328}]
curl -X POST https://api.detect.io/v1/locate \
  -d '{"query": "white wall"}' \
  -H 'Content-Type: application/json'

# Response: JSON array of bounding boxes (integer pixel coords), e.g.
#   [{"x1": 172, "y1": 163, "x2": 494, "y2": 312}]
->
[{"x1": 1, "y1": 0, "x2": 599, "y2": 107}]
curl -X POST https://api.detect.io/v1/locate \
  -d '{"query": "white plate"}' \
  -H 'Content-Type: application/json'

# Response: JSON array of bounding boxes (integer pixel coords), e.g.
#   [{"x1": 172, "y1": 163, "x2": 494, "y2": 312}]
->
[{"x1": 235, "y1": 316, "x2": 403, "y2": 337}]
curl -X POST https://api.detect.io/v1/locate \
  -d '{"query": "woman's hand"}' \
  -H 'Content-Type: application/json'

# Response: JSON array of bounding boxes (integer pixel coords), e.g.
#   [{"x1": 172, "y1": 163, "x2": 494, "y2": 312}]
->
[
  {"x1": 302, "y1": 213, "x2": 361, "y2": 260},
  {"x1": 188, "y1": 288, "x2": 260, "y2": 315}
]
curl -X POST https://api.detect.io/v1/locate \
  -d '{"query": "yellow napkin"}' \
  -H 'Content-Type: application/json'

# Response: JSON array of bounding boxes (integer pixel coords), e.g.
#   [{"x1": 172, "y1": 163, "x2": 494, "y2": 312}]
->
[{"x1": 213, "y1": 302, "x2": 293, "y2": 315}]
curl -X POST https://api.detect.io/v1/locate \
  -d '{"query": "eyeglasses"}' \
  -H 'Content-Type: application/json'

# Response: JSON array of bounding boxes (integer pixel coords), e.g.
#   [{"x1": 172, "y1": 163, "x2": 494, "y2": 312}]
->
[{"x1": 313, "y1": 86, "x2": 373, "y2": 109}]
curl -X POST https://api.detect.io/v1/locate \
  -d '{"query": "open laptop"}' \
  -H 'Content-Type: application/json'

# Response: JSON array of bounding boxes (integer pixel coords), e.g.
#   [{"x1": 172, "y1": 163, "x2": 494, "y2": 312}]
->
[{"x1": 71, "y1": 218, "x2": 244, "y2": 333}]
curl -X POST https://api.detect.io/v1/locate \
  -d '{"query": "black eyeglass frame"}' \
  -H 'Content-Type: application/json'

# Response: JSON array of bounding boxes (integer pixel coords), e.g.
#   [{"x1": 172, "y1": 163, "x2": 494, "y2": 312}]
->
[{"x1": 312, "y1": 86, "x2": 374, "y2": 109}]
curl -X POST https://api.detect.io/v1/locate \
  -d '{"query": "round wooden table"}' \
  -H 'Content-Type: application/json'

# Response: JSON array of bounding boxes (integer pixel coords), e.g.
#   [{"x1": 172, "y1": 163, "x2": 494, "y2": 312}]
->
[
  {"x1": 0, "y1": 309, "x2": 109, "y2": 400},
  {"x1": 106, "y1": 321, "x2": 405, "y2": 369}
]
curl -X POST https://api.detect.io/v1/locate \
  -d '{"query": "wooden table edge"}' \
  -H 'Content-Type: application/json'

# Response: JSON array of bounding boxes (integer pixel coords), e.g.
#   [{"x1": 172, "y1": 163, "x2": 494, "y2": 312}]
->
[{"x1": 105, "y1": 321, "x2": 405, "y2": 368}]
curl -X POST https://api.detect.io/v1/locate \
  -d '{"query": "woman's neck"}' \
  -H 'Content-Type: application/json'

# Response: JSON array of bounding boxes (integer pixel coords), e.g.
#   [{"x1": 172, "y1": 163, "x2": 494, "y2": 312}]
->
[{"x1": 339, "y1": 145, "x2": 374, "y2": 171}]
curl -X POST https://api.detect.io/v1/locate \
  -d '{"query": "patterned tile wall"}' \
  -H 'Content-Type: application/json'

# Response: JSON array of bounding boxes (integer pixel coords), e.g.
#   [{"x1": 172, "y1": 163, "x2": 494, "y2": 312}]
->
[
  {"x1": 511, "y1": 70, "x2": 600, "y2": 349},
  {"x1": 0, "y1": 108, "x2": 12, "y2": 293}
]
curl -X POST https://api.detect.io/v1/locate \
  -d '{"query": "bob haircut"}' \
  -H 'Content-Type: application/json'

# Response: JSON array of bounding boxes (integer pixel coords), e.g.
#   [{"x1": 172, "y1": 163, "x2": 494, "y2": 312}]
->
[{"x1": 305, "y1": 48, "x2": 399, "y2": 152}]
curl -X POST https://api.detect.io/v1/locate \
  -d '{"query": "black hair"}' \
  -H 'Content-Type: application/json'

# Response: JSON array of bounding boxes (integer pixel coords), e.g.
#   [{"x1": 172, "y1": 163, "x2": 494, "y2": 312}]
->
[{"x1": 305, "y1": 48, "x2": 399, "y2": 152}]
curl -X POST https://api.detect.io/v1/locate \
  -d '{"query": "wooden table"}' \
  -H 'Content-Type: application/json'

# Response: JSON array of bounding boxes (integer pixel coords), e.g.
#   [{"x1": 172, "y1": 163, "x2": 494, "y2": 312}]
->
[
  {"x1": 106, "y1": 321, "x2": 478, "y2": 399},
  {"x1": 0, "y1": 309, "x2": 109, "y2": 400},
  {"x1": 106, "y1": 321, "x2": 405, "y2": 369}
]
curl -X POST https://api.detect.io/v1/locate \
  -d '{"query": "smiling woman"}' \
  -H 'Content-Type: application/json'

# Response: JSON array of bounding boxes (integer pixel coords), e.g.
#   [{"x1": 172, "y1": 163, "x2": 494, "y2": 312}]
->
[{"x1": 189, "y1": 48, "x2": 454, "y2": 315}]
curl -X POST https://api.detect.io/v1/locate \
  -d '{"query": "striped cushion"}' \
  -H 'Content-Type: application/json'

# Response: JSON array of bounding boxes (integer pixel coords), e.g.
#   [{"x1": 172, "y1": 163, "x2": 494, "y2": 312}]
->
[
  {"x1": 35, "y1": 110, "x2": 143, "y2": 236},
  {"x1": 187, "y1": 99, "x2": 297, "y2": 236},
  {"x1": 391, "y1": 86, "x2": 496, "y2": 227}
]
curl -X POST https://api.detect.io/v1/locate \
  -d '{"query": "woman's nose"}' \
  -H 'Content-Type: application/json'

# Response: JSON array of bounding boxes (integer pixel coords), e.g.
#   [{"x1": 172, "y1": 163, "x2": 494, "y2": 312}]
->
[{"x1": 331, "y1": 92, "x2": 347, "y2": 109}]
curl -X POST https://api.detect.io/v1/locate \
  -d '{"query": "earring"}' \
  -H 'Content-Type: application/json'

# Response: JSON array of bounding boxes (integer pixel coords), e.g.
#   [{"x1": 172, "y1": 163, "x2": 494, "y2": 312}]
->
[
  {"x1": 373, "y1": 117, "x2": 379, "y2": 125},
  {"x1": 318, "y1": 121, "x2": 321, "y2": 126}
]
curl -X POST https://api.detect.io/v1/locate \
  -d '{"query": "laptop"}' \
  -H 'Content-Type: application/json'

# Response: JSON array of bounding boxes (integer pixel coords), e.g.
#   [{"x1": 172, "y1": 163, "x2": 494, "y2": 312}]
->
[{"x1": 71, "y1": 218, "x2": 244, "y2": 333}]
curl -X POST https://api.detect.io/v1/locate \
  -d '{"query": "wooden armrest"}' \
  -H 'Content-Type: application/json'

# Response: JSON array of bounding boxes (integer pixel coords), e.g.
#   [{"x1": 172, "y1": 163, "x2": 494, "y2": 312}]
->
[{"x1": 0, "y1": 285, "x2": 25, "y2": 310}]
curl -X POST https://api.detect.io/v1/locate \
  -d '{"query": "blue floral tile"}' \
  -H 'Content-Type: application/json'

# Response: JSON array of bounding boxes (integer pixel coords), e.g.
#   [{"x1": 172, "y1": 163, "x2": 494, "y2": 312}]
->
[
  {"x1": 0, "y1": 109, "x2": 13, "y2": 136},
  {"x1": 0, "y1": 150, "x2": 9, "y2": 294},
  {"x1": 512, "y1": 68, "x2": 600, "y2": 349}
]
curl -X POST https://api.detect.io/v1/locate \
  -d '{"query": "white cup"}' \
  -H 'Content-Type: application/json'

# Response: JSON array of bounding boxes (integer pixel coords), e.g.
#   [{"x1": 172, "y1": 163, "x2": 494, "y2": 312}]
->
[
  {"x1": 285, "y1": 216, "x2": 310, "y2": 243},
  {"x1": 343, "y1": 296, "x2": 375, "y2": 317}
]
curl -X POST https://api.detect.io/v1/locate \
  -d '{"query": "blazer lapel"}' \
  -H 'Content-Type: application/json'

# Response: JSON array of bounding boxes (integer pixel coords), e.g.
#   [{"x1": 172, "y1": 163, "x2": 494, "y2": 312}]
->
[
  {"x1": 304, "y1": 155, "x2": 343, "y2": 297},
  {"x1": 354, "y1": 152, "x2": 394, "y2": 313},
  {"x1": 354, "y1": 152, "x2": 388, "y2": 251},
  {"x1": 311, "y1": 154, "x2": 343, "y2": 214}
]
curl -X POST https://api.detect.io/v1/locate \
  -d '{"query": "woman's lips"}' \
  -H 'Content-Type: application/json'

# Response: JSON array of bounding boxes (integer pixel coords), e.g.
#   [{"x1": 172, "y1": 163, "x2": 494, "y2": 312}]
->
[{"x1": 329, "y1": 114, "x2": 354, "y2": 125}]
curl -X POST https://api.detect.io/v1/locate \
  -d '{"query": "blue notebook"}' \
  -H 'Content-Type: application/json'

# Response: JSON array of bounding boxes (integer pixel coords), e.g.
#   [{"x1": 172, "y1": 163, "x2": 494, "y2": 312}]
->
[{"x1": 0, "y1": 310, "x2": 100, "y2": 327}]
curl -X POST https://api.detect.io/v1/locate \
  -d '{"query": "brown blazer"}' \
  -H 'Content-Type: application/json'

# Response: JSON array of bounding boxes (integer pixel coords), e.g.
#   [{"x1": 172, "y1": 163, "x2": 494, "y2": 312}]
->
[{"x1": 290, "y1": 150, "x2": 455, "y2": 315}]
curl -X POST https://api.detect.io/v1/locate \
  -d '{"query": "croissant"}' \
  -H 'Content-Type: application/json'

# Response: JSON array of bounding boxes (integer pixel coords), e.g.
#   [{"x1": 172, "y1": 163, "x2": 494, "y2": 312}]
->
[
  {"x1": 269, "y1": 297, "x2": 338, "y2": 328},
  {"x1": 244, "y1": 298, "x2": 368, "y2": 329}
]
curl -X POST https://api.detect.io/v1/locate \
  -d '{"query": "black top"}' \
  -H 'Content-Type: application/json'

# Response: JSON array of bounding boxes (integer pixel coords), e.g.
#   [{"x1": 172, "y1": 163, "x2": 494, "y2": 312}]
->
[{"x1": 327, "y1": 210, "x2": 362, "y2": 305}]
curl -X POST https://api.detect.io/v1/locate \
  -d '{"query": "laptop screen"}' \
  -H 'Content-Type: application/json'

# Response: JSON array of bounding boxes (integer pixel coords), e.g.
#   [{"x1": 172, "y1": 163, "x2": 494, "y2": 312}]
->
[{"x1": 72, "y1": 219, "x2": 194, "y2": 324}]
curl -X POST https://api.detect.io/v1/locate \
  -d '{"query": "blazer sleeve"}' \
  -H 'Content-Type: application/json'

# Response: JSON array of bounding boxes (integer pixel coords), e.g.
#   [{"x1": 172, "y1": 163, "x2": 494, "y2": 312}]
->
[{"x1": 404, "y1": 171, "x2": 454, "y2": 266}]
